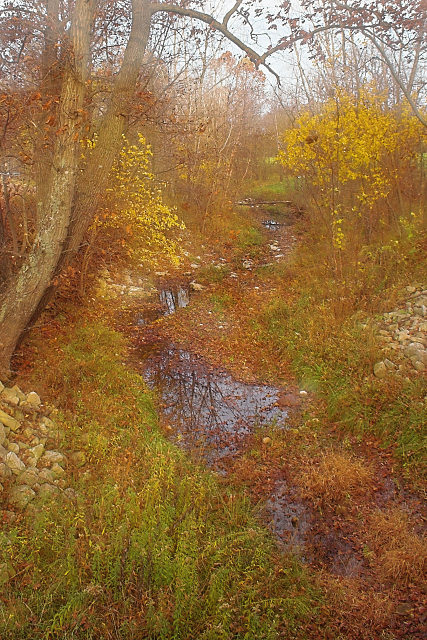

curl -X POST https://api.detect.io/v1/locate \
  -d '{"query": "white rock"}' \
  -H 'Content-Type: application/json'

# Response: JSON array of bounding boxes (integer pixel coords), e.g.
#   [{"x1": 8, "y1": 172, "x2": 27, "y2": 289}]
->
[
  {"x1": 26, "y1": 392, "x2": 41, "y2": 406},
  {"x1": 51, "y1": 462, "x2": 66, "y2": 478},
  {"x1": 0, "y1": 463, "x2": 12, "y2": 479},
  {"x1": 0, "y1": 409, "x2": 19, "y2": 431},
  {"x1": 16, "y1": 468, "x2": 39, "y2": 487},
  {"x1": 40, "y1": 450, "x2": 65, "y2": 467},
  {"x1": 189, "y1": 282, "x2": 204, "y2": 291},
  {"x1": 374, "y1": 361, "x2": 388, "y2": 378},
  {"x1": 5, "y1": 451, "x2": 25, "y2": 474},
  {"x1": 29, "y1": 443, "x2": 44, "y2": 462},
  {"x1": 39, "y1": 468, "x2": 55, "y2": 483},
  {"x1": 8, "y1": 485, "x2": 35, "y2": 509},
  {"x1": 38, "y1": 483, "x2": 59, "y2": 498}
]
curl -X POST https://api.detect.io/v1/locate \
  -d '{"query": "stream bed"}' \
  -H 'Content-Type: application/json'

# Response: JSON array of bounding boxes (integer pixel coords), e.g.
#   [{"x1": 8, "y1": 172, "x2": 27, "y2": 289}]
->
[
  {"x1": 139, "y1": 340, "x2": 289, "y2": 468},
  {"x1": 131, "y1": 215, "x2": 376, "y2": 578}
]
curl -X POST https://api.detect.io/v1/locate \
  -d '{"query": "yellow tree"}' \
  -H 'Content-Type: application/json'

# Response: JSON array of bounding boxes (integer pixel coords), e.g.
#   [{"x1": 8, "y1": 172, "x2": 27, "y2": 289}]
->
[{"x1": 278, "y1": 91, "x2": 424, "y2": 252}]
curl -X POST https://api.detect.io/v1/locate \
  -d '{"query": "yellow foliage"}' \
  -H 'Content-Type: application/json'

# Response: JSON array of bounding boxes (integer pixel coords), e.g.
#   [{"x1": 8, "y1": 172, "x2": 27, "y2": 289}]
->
[
  {"x1": 277, "y1": 91, "x2": 424, "y2": 248},
  {"x1": 93, "y1": 134, "x2": 184, "y2": 264}
]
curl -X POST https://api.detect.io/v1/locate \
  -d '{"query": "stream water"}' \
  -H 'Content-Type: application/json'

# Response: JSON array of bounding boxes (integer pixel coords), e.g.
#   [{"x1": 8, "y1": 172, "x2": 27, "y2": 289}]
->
[
  {"x1": 133, "y1": 215, "x2": 370, "y2": 576},
  {"x1": 140, "y1": 340, "x2": 288, "y2": 468}
]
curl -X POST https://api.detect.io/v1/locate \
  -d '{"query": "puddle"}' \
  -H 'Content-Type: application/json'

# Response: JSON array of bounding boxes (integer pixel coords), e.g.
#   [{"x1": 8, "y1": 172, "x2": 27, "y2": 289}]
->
[
  {"x1": 136, "y1": 285, "x2": 189, "y2": 326},
  {"x1": 139, "y1": 342, "x2": 289, "y2": 466},
  {"x1": 262, "y1": 220, "x2": 282, "y2": 229},
  {"x1": 265, "y1": 480, "x2": 367, "y2": 577},
  {"x1": 264, "y1": 481, "x2": 311, "y2": 551},
  {"x1": 159, "y1": 286, "x2": 189, "y2": 315}
]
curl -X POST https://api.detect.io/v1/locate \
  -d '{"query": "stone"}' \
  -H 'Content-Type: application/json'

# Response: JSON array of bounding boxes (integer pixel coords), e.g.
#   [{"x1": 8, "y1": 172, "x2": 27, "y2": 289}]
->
[
  {"x1": 16, "y1": 468, "x2": 39, "y2": 487},
  {"x1": 70, "y1": 451, "x2": 86, "y2": 468},
  {"x1": 28, "y1": 443, "x2": 44, "y2": 462},
  {"x1": 5, "y1": 451, "x2": 25, "y2": 474},
  {"x1": 299, "y1": 390, "x2": 308, "y2": 396},
  {"x1": 8, "y1": 485, "x2": 36, "y2": 509},
  {"x1": 406, "y1": 286, "x2": 416, "y2": 294},
  {"x1": 40, "y1": 450, "x2": 65, "y2": 467},
  {"x1": 23, "y1": 427, "x2": 34, "y2": 439},
  {"x1": 405, "y1": 342, "x2": 424, "y2": 358},
  {"x1": 0, "y1": 423, "x2": 5, "y2": 446},
  {"x1": 189, "y1": 281, "x2": 204, "y2": 291},
  {"x1": 374, "y1": 361, "x2": 388, "y2": 378},
  {"x1": 413, "y1": 361, "x2": 425, "y2": 372},
  {"x1": 38, "y1": 468, "x2": 55, "y2": 483},
  {"x1": 0, "y1": 381, "x2": 3, "y2": 393},
  {"x1": 262, "y1": 436, "x2": 272, "y2": 445},
  {"x1": 26, "y1": 391, "x2": 42, "y2": 407},
  {"x1": 38, "y1": 483, "x2": 59, "y2": 498},
  {"x1": 40, "y1": 416, "x2": 55, "y2": 429},
  {"x1": 7, "y1": 442, "x2": 19, "y2": 454},
  {"x1": 414, "y1": 305, "x2": 426, "y2": 317},
  {"x1": 51, "y1": 462, "x2": 66, "y2": 478},
  {"x1": 1, "y1": 387, "x2": 20, "y2": 406},
  {"x1": 0, "y1": 463, "x2": 12, "y2": 479},
  {"x1": 384, "y1": 359, "x2": 395, "y2": 369},
  {"x1": 0, "y1": 409, "x2": 19, "y2": 431},
  {"x1": 11, "y1": 385, "x2": 26, "y2": 401}
]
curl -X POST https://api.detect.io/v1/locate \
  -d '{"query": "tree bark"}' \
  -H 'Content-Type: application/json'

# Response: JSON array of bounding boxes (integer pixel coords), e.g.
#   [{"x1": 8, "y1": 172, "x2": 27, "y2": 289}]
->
[{"x1": 0, "y1": 0, "x2": 94, "y2": 377}]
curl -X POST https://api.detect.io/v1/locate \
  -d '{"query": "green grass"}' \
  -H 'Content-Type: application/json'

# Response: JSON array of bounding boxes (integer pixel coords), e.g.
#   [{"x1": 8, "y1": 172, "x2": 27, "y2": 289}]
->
[
  {"x1": 210, "y1": 292, "x2": 233, "y2": 312},
  {"x1": 245, "y1": 179, "x2": 295, "y2": 202},
  {"x1": 1, "y1": 321, "x2": 319, "y2": 639},
  {"x1": 254, "y1": 274, "x2": 427, "y2": 481},
  {"x1": 236, "y1": 226, "x2": 263, "y2": 249},
  {"x1": 197, "y1": 263, "x2": 231, "y2": 284}
]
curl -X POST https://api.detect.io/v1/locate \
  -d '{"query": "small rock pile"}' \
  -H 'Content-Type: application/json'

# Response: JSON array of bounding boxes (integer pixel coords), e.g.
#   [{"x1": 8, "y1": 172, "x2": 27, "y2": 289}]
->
[
  {"x1": 0, "y1": 383, "x2": 82, "y2": 515},
  {"x1": 374, "y1": 285, "x2": 427, "y2": 378}
]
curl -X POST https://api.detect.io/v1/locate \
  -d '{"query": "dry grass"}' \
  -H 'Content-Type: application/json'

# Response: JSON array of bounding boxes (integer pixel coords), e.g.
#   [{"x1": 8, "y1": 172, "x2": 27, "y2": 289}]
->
[
  {"x1": 365, "y1": 507, "x2": 427, "y2": 586},
  {"x1": 298, "y1": 450, "x2": 374, "y2": 510},
  {"x1": 320, "y1": 574, "x2": 394, "y2": 638}
]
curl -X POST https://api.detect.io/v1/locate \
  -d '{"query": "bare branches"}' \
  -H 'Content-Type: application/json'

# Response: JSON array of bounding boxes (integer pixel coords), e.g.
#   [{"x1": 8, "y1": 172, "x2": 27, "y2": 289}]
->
[{"x1": 149, "y1": 2, "x2": 281, "y2": 84}]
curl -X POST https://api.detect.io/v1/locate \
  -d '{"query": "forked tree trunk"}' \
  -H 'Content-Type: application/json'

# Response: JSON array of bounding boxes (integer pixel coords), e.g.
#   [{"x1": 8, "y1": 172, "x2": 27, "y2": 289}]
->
[
  {"x1": 0, "y1": 0, "x2": 94, "y2": 377},
  {"x1": 24, "y1": 0, "x2": 152, "y2": 333}
]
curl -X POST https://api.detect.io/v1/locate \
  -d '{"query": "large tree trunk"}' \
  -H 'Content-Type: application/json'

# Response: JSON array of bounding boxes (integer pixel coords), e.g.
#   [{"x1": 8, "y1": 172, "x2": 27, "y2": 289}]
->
[
  {"x1": 24, "y1": 0, "x2": 152, "y2": 333},
  {"x1": 34, "y1": 0, "x2": 62, "y2": 220},
  {"x1": 63, "y1": 0, "x2": 152, "y2": 262},
  {"x1": 0, "y1": 0, "x2": 94, "y2": 377}
]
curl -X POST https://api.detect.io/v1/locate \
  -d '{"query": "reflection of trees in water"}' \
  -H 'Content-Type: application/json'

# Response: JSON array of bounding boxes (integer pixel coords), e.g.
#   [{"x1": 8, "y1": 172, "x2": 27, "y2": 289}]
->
[
  {"x1": 143, "y1": 346, "x2": 286, "y2": 457},
  {"x1": 159, "y1": 287, "x2": 189, "y2": 315}
]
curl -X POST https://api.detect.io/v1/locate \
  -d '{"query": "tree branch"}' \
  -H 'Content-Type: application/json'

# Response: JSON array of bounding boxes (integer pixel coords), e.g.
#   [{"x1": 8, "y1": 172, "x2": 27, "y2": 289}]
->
[
  {"x1": 149, "y1": 2, "x2": 281, "y2": 84},
  {"x1": 223, "y1": 1, "x2": 243, "y2": 29}
]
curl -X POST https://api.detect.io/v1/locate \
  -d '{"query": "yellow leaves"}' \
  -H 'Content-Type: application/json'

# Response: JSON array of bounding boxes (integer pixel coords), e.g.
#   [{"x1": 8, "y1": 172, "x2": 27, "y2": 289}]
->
[
  {"x1": 97, "y1": 133, "x2": 184, "y2": 265},
  {"x1": 277, "y1": 88, "x2": 423, "y2": 246}
]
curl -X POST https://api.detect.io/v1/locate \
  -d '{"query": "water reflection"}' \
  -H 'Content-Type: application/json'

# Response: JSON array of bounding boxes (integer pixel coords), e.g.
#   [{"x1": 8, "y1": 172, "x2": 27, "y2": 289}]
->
[
  {"x1": 262, "y1": 219, "x2": 282, "y2": 229},
  {"x1": 140, "y1": 343, "x2": 288, "y2": 465},
  {"x1": 136, "y1": 285, "x2": 189, "y2": 326},
  {"x1": 159, "y1": 286, "x2": 189, "y2": 315}
]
